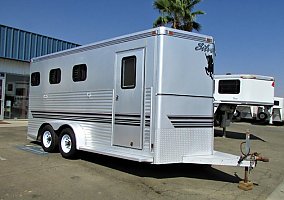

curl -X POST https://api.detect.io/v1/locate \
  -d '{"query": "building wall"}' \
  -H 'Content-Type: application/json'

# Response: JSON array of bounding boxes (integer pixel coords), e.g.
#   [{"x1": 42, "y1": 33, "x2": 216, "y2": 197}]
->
[
  {"x1": 0, "y1": 58, "x2": 29, "y2": 75},
  {"x1": 0, "y1": 24, "x2": 80, "y2": 120},
  {"x1": 0, "y1": 58, "x2": 30, "y2": 119}
]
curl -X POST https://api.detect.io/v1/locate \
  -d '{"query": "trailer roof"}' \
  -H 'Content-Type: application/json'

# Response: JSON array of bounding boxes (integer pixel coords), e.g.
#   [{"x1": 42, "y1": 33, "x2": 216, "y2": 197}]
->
[
  {"x1": 31, "y1": 26, "x2": 214, "y2": 63},
  {"x1": 214, "y1": 74, "x2": 274, "y2": 81}
]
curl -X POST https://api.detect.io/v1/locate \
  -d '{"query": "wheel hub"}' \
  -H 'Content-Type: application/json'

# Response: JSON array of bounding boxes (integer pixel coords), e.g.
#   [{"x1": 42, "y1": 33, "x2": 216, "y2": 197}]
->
[
  {"x1": 43, "y1": 131, "x2": 52, "y2": 148},
  {"x1": 61, "y1": 134, "x2": 72, "y2": 153}
]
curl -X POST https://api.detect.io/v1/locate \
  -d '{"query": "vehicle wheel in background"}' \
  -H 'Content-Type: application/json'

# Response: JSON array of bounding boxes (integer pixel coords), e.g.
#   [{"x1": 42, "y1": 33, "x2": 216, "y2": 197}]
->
[{"x1": 258, "y1": 112, "x2": 268, "y2": 121}]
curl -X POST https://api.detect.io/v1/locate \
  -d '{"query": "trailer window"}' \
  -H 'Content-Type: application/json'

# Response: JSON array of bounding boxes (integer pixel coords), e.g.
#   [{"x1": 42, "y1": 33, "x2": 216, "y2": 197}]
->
[
  {"x1": 73, "y1": 64, "x2": 87, "y2": 82},
  {"x1": 121, "y1": 56, "x2": 136, "y2": 89},
  {"x1": 218, "y1": 80, "x2": 240, "y2": 94},
  {"x1": 49, "y1": 68, "x2": 61, "y2": 84},
  {"x1": 31, "y1": 72, "x2": 40, "y2": 86}
]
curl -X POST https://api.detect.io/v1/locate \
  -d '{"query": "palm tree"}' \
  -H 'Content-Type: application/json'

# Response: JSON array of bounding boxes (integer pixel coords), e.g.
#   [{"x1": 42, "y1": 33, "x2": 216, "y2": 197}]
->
[{"x1": 153, "y1": 0, "x2": 205, "y2": 32}]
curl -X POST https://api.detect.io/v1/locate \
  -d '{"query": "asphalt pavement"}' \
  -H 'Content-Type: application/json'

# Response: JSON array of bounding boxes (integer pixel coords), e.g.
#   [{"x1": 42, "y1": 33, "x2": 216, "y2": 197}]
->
[{"x1": 0, "y1": 120, "x2": 283, "y2": 200}]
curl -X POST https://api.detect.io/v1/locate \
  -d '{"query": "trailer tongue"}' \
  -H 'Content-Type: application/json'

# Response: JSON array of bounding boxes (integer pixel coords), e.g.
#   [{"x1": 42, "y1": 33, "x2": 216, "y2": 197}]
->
[{"x1": 184, "y1": 150, "x2": 253, "y2": 167}]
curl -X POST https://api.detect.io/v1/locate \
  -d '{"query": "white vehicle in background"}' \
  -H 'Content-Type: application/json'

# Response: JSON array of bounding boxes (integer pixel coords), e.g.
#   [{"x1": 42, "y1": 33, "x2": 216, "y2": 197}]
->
[{"x1": 214, "y1": 74, "x2": 275, "y2": 133}]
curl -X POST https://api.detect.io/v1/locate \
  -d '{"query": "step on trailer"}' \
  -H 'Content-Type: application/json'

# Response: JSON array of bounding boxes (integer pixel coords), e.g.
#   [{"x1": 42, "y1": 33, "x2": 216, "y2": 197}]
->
[
  {"x1": 214, "y1": 74, "x2": 275, "y2": 135},
  {"x1": 28, "y1": 27, "x2": 267, "y2": 186},
  {"x1": 235, "y1": 97, "x2": 284, "y2": 125},
  {"x1": 234, "y1": 105, "x2": 268, "y2": 121},
  {"x1": 271, "y1": 97, "x2": 284, "y2": 124},
  {"x1": 235, "y1": 105, "x2": 256, "y2": 120}
]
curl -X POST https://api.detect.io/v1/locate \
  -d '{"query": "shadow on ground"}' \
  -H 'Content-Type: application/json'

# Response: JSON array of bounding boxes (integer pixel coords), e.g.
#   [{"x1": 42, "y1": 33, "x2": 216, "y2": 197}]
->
[
  {"x1": 28, "y1": 132, "x2": 250, "y2": 184},
  {"x1": 77, "y1": 151, "x2": 242, "y2": 183},
  {"x1": 214, "y1": 129, "x2": 266, "y2": 142},
  {"x1": 27, "y1": 141, "x2": 244, "y2": 184}
]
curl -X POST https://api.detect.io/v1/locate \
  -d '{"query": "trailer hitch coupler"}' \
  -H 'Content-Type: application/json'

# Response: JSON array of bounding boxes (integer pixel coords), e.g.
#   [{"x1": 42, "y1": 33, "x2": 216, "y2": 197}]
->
[{"x1": 255, "y1": 156, "x2": 269, "y2": 162}]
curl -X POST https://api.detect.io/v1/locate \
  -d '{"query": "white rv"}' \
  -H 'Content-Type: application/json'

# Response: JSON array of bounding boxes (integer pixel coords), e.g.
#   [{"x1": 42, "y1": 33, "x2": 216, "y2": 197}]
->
[
  {"x1": 28, "y1": 27, "x2": 255, "y2": 167},
  {"x1": 214, "y1": 74, "x2": 275, "y2": 128}
]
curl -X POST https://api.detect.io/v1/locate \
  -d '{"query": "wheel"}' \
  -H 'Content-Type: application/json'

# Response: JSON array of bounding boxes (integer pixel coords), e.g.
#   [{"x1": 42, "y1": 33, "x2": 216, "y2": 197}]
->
[
  {"x1": 59, "y1": 128, "x2": 77, "y2": 159},
  {"x1": 40, "y1": 125, "x2": 58, "y2": 152},
  {"x1": 258, "y1": 112, "x2": 268, "y2": 121}
]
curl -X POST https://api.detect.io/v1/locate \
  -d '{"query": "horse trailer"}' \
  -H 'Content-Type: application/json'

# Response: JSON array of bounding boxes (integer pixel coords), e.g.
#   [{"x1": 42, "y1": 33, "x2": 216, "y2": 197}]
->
[
  {"x1": 28, "y1": 27, "x2": 255, "y2": 167},
  {"x1": 214, "y1": 74, "x2": 275, "y2": 128}
]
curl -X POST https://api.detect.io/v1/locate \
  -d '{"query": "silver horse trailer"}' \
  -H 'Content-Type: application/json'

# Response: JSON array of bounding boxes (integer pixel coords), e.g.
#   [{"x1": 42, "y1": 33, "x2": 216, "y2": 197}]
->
[{"x1": 28, "y1": 27, "x2": 256, "y2": 167}]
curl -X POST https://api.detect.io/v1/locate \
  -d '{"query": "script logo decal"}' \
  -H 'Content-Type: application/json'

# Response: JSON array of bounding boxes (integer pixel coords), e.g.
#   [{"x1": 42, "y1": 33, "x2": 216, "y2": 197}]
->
[{"x1": 195, "y1": 43, "x2": 214, "y2": 53}]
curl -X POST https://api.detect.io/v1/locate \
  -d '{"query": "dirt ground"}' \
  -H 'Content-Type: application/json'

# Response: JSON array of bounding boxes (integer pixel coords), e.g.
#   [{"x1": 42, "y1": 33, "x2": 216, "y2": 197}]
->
[{"x1": 0, "y1": 122, "x2": 283, "y2": 200}]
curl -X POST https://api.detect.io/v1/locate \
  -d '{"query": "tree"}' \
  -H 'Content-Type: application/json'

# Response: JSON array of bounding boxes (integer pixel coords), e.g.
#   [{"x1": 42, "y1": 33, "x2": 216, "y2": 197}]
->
[{"x1": 153, "y1": 0, "x2": 205, "y2": 32}]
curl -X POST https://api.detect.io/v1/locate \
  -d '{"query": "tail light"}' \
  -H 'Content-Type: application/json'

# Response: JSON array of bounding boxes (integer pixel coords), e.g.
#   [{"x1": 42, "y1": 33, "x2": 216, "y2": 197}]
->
[{"x1": 272, "y1": 81, "x2": 275, "y2": 87}]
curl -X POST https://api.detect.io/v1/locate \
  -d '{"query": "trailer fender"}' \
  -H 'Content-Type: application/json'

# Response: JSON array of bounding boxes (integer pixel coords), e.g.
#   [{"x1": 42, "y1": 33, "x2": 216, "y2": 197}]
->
[{"x1": 48, "y1": 121, "x2": 86, "y2": 150}]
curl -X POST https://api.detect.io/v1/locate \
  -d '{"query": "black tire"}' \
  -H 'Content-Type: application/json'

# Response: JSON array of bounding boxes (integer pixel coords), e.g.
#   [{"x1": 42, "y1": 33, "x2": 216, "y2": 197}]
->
[
  {"x1": 40, "y1": 125, "x2": 58, "y2": 153},
  {"x1": 59, "y1": 128, "x2": 77, "y2": 159},
  {"x1": 258, "y1": 112, "x2": 268, "y2": 121}
]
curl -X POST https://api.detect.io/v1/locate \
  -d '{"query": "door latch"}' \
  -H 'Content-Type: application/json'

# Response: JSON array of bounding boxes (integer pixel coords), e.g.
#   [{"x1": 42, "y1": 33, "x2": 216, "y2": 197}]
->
[{"x1": 115, "y1": 95, "x2": 119, "y2": 101}]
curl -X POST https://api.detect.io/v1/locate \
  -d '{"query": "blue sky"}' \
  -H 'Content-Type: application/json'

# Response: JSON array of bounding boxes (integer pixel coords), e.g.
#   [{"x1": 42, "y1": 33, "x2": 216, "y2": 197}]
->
[{"x1": 0, "y1": 0, "x2": 283, "y2": 96}]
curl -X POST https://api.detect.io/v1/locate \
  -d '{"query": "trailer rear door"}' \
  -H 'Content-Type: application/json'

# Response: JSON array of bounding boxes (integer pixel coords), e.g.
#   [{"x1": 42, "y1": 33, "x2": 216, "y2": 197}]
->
[{"x1": 113, "y1": 48, "x2": 145, "y2": 149}]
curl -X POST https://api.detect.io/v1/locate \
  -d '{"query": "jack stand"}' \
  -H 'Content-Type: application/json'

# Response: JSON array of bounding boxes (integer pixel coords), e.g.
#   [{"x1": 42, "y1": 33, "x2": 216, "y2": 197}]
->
[
  {"x1": 237, "y1": 130, "x2": 269, "y2": 191},
  {"x1": 238, "y1": 130, "x2": 253, "y2": 191},
  {"x1": 222, "y1": 127, "x2": 226, "y2": 138},
  {"x1": 238, "y1": 167, "x2": 253, "y2": 191}
]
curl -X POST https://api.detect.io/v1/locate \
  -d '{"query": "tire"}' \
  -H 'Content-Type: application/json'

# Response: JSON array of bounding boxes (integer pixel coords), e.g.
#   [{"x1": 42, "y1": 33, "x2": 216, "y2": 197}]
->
[
  {"x1": 59, "y1": 128, "x2": 77, "y2": 159},
  {"x1": 40, "y1": 125, "x2": 58, "y2": 153},
  {"x1": 258, "y1": 112, "x2": 268, "y2": 121}
]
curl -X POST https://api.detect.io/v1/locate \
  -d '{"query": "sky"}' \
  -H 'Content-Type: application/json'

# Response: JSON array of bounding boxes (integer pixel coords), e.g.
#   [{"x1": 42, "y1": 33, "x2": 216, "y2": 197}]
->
[{"x1": 0, "y1": 0, "x2": 283, "y2": 97}]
